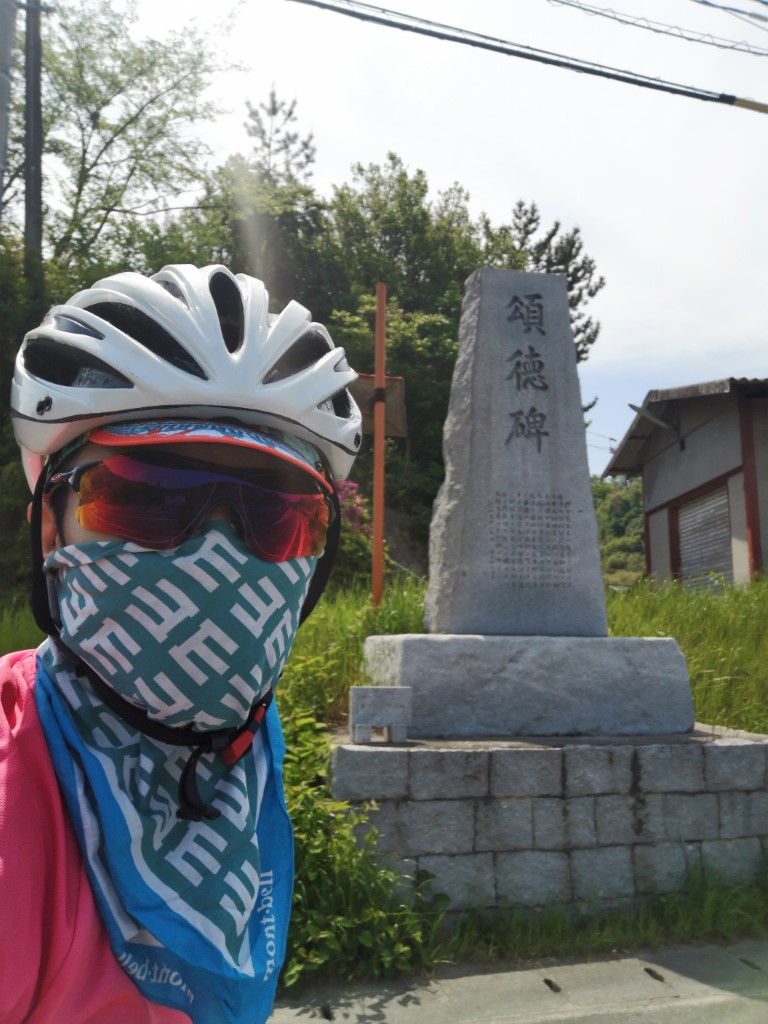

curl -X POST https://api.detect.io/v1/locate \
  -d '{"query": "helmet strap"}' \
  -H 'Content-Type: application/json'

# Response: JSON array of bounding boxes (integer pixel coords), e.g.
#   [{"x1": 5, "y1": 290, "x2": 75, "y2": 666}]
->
[
  {"x1": 51, "y1": 637, "x2": 272, "y2": 821},
  {"x1": 29, "y1": 470, "x2": 62, "y2": 638},
  {"x1": 299, "y1": 484, "x2": 341, "y2": 627}
]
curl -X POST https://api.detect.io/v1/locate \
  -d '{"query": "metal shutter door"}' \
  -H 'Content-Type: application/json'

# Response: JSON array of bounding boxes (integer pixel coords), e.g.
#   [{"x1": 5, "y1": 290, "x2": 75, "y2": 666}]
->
[{"x1": 678, "y1": 486, "x2": 733, "y2": 585}]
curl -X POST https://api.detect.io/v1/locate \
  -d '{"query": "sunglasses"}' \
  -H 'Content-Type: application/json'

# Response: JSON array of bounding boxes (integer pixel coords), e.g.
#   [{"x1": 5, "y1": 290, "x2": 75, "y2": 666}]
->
[{"x1": 44, "y1": 452, "x2": 335, "y2": 562}]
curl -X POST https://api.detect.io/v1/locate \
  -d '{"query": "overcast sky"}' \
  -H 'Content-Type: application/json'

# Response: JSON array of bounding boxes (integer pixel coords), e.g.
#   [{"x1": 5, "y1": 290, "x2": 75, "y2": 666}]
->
[{"x1": 133, "y1": 0, "x2": 768, "y2": 475}]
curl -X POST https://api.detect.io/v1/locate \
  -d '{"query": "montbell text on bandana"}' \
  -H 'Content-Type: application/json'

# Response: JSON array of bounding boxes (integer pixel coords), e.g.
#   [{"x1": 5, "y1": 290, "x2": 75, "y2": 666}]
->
[{"x1": 35, "y1": 524, "x2": 316, "y2": 1024}]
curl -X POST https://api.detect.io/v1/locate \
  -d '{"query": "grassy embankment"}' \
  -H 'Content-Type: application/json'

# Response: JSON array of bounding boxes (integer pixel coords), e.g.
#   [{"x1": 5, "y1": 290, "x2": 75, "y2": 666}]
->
[{"x1": 5, "y1": 576, "x2": 768, "y2": 986}]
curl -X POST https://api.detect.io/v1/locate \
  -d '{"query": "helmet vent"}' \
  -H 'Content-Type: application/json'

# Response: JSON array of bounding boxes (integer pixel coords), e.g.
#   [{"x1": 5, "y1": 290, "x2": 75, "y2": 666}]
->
[
  {"x1": 209, "y1": 271, "x2": 245, "y2": 354},
  {"x1": 86, "y1": 302, "x2": 208, "y2": 379},
  {"x1": 23, "y1": 338, "x2": 132, "y2": 389},
  {"x1": 323, "y1": 388, "x2": 354, "y2": 419},
  {"x1": 53, "y1": 315, "x2": 103, "y2": 339},
  {"x1": 262, "y1": 329, "x2": 332, "y2": 385},
  {"x1": 158, "y1": 280, "x2": 189, "y2": 307}
]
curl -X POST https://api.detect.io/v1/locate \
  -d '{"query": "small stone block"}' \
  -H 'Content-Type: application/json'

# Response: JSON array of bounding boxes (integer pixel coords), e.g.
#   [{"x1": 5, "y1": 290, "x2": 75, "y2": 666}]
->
[
  {"x1": 388, "y1": 725, "x2": 408, "y2": 743},
  {"x1": 718, "y1": 789, "x2": 768, "y2": 839},
  {"x1": 565, "y1": 797, "x2": 598, "y2": 848},
  {"x1": 572, "y1": 846, "x2": 635, "y2": 902},
  {"x1": 702, "y1": 837, "x2": 765, "y2": 885},
  {"x1": 409, "y1": 749, "x2": 489, "y2": 800},
  {"x1": 634, "y1": 843, "x2": 700, "y2": 894},
  {"x1": 330, "y1": 745, "x2": 409, "y2": 801},
  {"x1": 490, "y1": 748, "x2": 563, "y2": 797},
  {"x1": 704, "y1": 742, "x2": 767, "y2": 791},
  {"x1": 533, "y1": 799, "x2": 568, "y2": 850},
  {"x1": 398, "y1": 799, "x2": 475, "y2": 857},
  {"x1": 353, "y1": 801, "x2": 398, "y2": 855},
  {"x1": 475, "y1": 797, "x2": 533, "y2": 851},
  {"x1": 595, "y1": 793, "x2": 664, "y2": 846},
  {"x1": 419, "y1": 853, "x2": 496, "y2": 909},
  {"x1": 496, "y1": 851, "x2": 572, "y2": 906},
  {"x1": 534, "y1": 797, "x2": 600, "y2": 850},
  {"x1": 660, "y1": 793, "x2": 719, "y2": 842},
  {"x1": 349, "y1": 686, "x2": 412, "y2": 744},
  {"x1": 564, "y1": 746, "x2": 634, "y2": 797},
  {"x1": 636, "y1": 745, "x2": 705, "y2": 793}
]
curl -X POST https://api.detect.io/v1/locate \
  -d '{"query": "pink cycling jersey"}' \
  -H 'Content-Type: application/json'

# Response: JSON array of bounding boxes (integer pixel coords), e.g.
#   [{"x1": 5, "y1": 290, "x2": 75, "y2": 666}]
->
[{"x1": 0, "y1": 649, "x2": 190, "y2": 1024}]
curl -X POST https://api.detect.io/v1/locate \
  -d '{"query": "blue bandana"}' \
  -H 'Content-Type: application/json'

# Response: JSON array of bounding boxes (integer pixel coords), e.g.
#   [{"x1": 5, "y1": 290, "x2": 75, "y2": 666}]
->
[{"x1": 35, "y1": 525, "x2": 314, "y2": 1023}]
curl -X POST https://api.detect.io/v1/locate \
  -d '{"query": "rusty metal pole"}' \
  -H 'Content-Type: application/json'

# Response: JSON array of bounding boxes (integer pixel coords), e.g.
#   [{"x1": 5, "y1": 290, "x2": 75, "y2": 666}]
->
[{"x1": 371, "y1": 282, "x2": 386, "y2": 606}]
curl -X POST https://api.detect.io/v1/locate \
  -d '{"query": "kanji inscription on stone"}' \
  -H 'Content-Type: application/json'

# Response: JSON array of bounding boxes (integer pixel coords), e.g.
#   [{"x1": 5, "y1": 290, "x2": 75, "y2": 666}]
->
[{"x1": 488, "y1": 491, "x2": 573, "y2": 586}]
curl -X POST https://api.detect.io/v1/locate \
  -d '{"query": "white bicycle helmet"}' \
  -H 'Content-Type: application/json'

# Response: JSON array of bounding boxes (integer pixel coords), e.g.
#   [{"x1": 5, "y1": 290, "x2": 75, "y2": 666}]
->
[{"x1": 11, "y1": 263, "x2": 362, "y2": 489}]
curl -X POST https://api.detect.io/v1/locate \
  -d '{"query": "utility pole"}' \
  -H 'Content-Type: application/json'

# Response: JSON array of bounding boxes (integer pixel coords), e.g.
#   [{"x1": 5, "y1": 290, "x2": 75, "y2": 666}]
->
[
  {"x1": 0, "y1": 0, "x2": 19, "y2": 221},
  {"x1": 24, "y1": 0, "x2": 44, "y2": 301},
  {"x1": 371, "y1": 282, "x2": 387, "y2": 607}
]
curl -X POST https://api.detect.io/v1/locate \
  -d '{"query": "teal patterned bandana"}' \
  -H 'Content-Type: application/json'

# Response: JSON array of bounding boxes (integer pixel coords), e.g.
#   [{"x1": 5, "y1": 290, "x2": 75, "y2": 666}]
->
[{"x1": 35, "y1": 524, "x2": 315, "y2": 1023}]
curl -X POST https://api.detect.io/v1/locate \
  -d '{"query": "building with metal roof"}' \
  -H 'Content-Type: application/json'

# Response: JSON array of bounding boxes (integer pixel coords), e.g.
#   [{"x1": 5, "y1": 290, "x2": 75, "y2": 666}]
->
[{"x1": 604, "y1": 378, "x2": 768, "y2": 585}]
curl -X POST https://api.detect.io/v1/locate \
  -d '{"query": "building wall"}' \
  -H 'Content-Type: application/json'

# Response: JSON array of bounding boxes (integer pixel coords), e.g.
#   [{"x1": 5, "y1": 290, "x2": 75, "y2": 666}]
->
[
  {"x1": 646, "y1": 507, "x2": 671, "y2": 578},
  {"x1": 639, "y1": 396, "x2": 758, "y2": 583},
  {"x1": 643, "y1": 398, "x2": 741, "y2": 513},
  {"x1": 752, "y1": 399, "x2": 768, "y2": 565},
  {"x1": 728, "y1": 471, "x2": 751, "y2": 583}
]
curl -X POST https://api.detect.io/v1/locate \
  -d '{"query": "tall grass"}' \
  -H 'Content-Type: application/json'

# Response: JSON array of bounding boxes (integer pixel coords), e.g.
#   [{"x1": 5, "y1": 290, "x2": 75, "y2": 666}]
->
[
  {"x1": 0, "y1": 603, "x2": 44, "y2": 654},
  {"x1": 281, "y1": 575, "x2": 426, "y2": 722},
  {"x1": 441, "y1": 861, "x2": 768, "y2": 967},
  {"x1": 606, "y1": 577, "x2": 768, "y2": 732},
  {"x1": 288, "y1": 573, "x2": 768, "y2": 734}
]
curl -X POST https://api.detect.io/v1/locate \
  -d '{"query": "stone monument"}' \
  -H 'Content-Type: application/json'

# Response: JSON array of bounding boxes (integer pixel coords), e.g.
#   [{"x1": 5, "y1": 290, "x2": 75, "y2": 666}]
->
[
  {"x1": 358, "y1": 268, "x2": 694, "y2": 738},
  {"x1": 333, "y1": 269, "x2": 768, "y2": 915},
  {"x1": 426, "y1": 268, "x2": 605, "y2": 637}
]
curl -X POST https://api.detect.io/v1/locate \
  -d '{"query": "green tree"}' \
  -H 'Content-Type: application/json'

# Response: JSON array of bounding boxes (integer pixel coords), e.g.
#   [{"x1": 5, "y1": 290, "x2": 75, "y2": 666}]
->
[
  {"x1": 244, "y1": 88, "x2": 316, "y2": 185},
  {"x1": 144, "y1": 91, "x2": 336, "y2": 313},
  {"x1": 327, "y1": 154, "x2": 503, "y2": 319},
  {"x1": 511, "y1": 200, "x2": 605, "y2": 364},
  {"x1": 331, "y1": 295, "x2": 458, "y2": 539},
  {"x1": 592, "y1": 475, "x2": 645, "y2": 586},
  {"x1": 323, "y1": 153, "x2": 604, "y2": 539},
  {"x1": 2, "y1": 0, "x2": 221, "y2": 282},
  {"x1": 1, "y1": 0, "x2": 225, "y2": 607}
]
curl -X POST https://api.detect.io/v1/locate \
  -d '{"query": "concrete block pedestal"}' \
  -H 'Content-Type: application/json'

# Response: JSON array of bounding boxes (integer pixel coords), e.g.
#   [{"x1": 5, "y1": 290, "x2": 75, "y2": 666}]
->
[
  {"x1": 362, "y1": 634, "x2": 694, "y2": 737},
  {"x1": 331, "y1": 727, "x2": 768, "y2": 911}
]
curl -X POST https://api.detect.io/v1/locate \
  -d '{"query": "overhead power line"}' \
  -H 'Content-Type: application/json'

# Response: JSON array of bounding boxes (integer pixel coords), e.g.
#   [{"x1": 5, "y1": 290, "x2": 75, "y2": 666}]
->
[
  {"x1": 547, "y1": 0, "x2": 768, "y2": 56},
  {"x1": 285, "y1": 0, "x2": 768, "y2": 115},
  {"x1": 689, "y1": 0, "x2": 768, "y2": 21},
  {"x1": 687, "y1": 0, "x2": 768, "y2": 24}
]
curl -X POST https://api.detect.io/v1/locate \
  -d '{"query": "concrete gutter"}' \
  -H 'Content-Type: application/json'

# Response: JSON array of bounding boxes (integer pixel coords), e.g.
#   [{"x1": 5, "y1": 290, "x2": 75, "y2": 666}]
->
[{"x1": 273, "y1": 940, "x2": 768, "y2": 1022}]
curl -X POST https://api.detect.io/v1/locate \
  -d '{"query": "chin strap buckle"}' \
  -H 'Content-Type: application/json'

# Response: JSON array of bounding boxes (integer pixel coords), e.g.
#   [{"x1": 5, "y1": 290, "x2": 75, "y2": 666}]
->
[{"x1": 222, "y1": 690, "x2": 274, "y2": 766}]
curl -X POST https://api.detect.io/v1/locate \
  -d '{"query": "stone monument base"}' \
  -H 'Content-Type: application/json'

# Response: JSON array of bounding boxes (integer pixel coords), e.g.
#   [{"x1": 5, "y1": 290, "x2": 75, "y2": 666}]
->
[
  {"x1": 330, "y1": 726, "x2": 768, "y2": 911},
  {"x1": 362, "y1": 634, "x2": 694, "y2": 737}
]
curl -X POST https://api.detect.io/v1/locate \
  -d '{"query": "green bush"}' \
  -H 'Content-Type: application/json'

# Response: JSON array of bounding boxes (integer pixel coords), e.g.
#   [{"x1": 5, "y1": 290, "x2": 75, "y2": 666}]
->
[
  {"x1": 328, "y1": 479, "x2": 378, "y2": 591},
  {"x1": 0, "y1": 603, "x2": 44, "y2": 653},
  {"x1": 283, "y1": 577, "x2": 426, "y2": 721},
  {"x1": 0, "y1": 458, "x2": 31, "y2": 608},
  {"x1": 279, "y1": 685, "x2": 445, "y2": 988}
]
